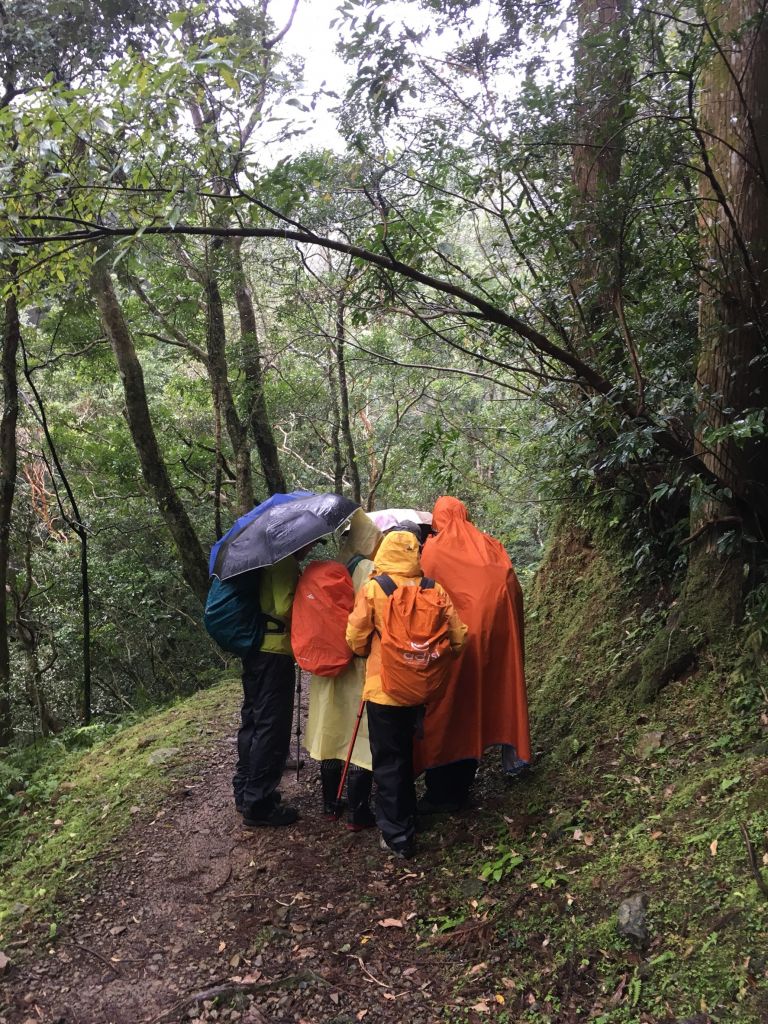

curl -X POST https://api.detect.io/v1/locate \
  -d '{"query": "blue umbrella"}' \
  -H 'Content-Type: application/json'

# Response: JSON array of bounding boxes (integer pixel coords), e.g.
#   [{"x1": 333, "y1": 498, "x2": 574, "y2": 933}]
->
[{"x1": 211, "y1": 491, "x2": 360, "y2": 581}]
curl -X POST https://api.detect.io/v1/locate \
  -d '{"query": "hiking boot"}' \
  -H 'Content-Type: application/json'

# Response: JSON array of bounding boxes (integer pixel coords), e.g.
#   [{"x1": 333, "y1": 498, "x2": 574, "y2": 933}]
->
[
  {"x1": 417, "y1": 795, "x2": 461, "y2": 815},
  {"x1": 379, "y1": 835, "x2": 415, "y2": 860},
  {"x1": 243, "y1": 802, "x2": 298, "y2": 828},
  {"x1": 237, "y1": 791, "x2": 280, "y2": 814},
  {"x1": 323, "y1": 798, "x2": 346, "y2": 819},
  {"x1": 347, "y1": 806, "x2": 376, "y2": 832}
]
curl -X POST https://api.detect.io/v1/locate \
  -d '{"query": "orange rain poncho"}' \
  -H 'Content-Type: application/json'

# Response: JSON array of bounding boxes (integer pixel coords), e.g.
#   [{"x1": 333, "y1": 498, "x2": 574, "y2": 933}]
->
[{"x1": 415, "y1": 496, "x2": 531, "y2": 773}]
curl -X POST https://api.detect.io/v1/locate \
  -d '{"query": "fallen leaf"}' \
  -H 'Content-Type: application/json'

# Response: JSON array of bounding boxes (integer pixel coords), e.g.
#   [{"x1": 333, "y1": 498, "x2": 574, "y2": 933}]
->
[
  {"x1": 495, "y1": 993, "x2": 505, "y2": 1004},
  {"x1": 650, "y1": 830, "x2": 663, "y2": 840},
  {"x1": 583, "y1": 833, "x2": 595, "y2": 847},
  {"x1": 329, "y1": 992, "x2": 339, "y2": 1005},
  {"x1": 109, "y1": 925, "x2": 126, "y2": 937},
  {"x1": 710, "y1": 839, "x2": 718, "y2": 857},
  {"x1": 356, "y1": 1012, "x2": 368, "y2": 1021},
  {"x1": 217, "y1": 940, "x2": 226, "y2": 953},
  {"x1": 501, "y1": 977, "x2": 515, "y2": 989},
  {"x1": 468, "y1": 961, "x2": 487, "y2": 976},
  {"x1": 762, "y1": 853, "x2": 768, "y2": 866},
  {"x1": 0, "y1": 952, "x2": 10, "y2": 973},
  {"x1": 402, "y1": 966, "x2": 418, "y2": 977},
  {"x1": 607, "y1": 973, "x2": 627, "y2": 1008},
  {"x1": 377, "y1": 918, "x2": 404, "y2": 928},
  {"x1": 471, "y1": 999, "x2": 490, "y2": 1013},
  {"x1": 572, "y1": 828, "x2": 583, "y2": 842},
  {"x1": 229, "y1": 953, "x2": 241, "y2": 968}
]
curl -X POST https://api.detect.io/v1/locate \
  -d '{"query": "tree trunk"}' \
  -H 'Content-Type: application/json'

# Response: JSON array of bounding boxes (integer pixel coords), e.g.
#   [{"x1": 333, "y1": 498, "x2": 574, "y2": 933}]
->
[
  {"x1": 91, "y1": 259, "x2": 209, "y2": 605},
  {"x1": 231, "y1": 242, "x2": 287, "y2": 495},
  {"x1": 0, "y1": 293, "x2": 19, "y2": 746},
  {"x1": 203, "y1": 258, "x2": 255, "y2": 515},
  {"x1": 571, "y1": 0, "x2": 632, "y2": 371},
  {"x1": 327, "y1": 343, "x2": 345, "y2": 494},
  {"x1": 695, "y1": 0, "x2": 768, "y2": 532},
  {"x1": 633, "y1": 1, "x2": 768, "y2": 701},
  {"x1": 335, "y1": 295, "x2": 362, "y2": 504}
]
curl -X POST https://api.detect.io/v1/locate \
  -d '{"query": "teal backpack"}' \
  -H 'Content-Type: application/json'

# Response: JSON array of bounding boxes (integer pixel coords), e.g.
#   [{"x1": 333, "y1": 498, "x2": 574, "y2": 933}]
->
[{"x1": 204, "y1": 572, "x2": 284, "y2": 657}]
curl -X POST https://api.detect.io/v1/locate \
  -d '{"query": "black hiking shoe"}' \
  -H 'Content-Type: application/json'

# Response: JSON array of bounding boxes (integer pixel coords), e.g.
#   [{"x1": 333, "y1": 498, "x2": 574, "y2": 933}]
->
[
  {"x1": 242, "y1": 802, "x2": 299, "y2": 828},
  {"x1": 236, "y1": 791, "x2": 280, "y2": 815},
  {"x1": 379, "y1": 835, "x2": 415, "y2": 860},
  {"x1": 417, "y1": 795, "x2": 461, "y2": 815},
  {"x1": 347, "y1": 806, "x2": 376, "y2": 832},
  {"x1": 323, "y1": 798, "x2": 346, "y2": 819}
]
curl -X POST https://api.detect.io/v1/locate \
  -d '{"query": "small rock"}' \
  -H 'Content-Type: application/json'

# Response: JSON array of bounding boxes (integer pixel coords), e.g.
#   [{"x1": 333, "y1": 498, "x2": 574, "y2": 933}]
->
[
  {"x1": 637, "y1": 731, "x2": 664, "y2": 760},
  {"x1": 147, "y1": 746, "x2": 180, "y2": 766},
  {"x1": 109, "y1": 925, "x2": 126, "y2": 936},
  {"x1": 617, "y1": 893, "x2": 649, "y2": 943}
]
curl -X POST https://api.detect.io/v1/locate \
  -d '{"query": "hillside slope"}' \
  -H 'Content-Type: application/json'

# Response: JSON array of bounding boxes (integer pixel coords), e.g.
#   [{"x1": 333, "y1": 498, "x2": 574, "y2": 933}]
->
[{"x1": 1, "y1": 533, "x2": 767, "y2": 1023}]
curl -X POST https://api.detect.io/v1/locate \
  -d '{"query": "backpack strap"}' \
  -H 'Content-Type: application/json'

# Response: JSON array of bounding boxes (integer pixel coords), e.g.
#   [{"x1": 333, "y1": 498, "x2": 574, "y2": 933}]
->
[
  {"x1": 420, "y1": 577, "x2": 435, "y2": 590},
  {"x1": 374, "y1": 573, "x2": 397, "y2": 597},
  {"x1": 347, "y1": 553, "x2": 365, "y2": 575}
]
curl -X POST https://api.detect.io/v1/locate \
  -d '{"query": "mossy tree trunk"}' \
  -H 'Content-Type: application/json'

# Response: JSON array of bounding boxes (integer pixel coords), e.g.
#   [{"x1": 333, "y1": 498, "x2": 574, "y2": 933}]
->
[
  {"x1": 571, "y1": 0, "x2": 633, "y2": 380},
  {"x1": 91, "y1": 258, "x2": 209, "y2": 606},
  {"x1": 694, "y1": 0, "x2": 768, "y2": 548},
  {"x1": 231, "y1": 240, "x2": 287, "y2": 497},
  {"x1": 0, "y1": 293, "x2": 19, "y2": 746},
  {"x1": 634, "y1": 1, "x2": 768, "y2": 700}
]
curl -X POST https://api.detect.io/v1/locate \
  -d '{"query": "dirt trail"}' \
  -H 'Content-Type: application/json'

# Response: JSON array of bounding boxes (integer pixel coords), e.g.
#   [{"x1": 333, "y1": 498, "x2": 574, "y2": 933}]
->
[{"x1": 1, "y1": 701, "x2": 479, "y2": 1024}]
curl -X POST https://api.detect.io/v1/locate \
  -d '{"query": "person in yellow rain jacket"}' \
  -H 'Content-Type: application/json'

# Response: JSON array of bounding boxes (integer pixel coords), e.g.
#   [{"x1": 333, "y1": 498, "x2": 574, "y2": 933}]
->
[
  {"x1": 346, "y1": 531, "x2": 467, "y2": 859},
  {"x1": 304, "y1": 510, "x2": 382, "y2": 830},
  {"x1": 235, "y1": 550, "x2": 312, "y2": 829}
]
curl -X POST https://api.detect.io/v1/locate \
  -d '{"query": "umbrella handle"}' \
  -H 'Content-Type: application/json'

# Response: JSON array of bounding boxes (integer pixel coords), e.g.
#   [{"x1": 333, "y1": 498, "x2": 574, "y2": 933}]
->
[{"x1": 335, "y1": 698, "x2": 366, "y2": 819}]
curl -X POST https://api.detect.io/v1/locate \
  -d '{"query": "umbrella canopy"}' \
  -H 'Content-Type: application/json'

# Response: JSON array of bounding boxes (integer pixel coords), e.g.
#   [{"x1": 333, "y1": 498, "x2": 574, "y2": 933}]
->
[
  {"x1": 212, "y1": 492, "x2": 360, "y2": 581},
  {"x1": 368, "y1": 508, "x2": 433, "y2": 533}
]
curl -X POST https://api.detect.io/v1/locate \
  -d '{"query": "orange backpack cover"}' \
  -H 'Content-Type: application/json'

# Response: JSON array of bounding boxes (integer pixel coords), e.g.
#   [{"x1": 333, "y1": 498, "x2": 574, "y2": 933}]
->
[
  {"x1": 291, "y1": 561, "x2": 355, "y2": 677},
  {"x1": 375, "y1": 574, "x2": 453, "y2": 706}
]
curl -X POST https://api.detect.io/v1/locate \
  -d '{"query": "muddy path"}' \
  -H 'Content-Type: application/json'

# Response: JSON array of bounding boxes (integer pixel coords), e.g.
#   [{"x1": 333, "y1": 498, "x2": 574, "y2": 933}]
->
[{"x1": 1, "y1": 697, "x2": 498, "y2": 1024}]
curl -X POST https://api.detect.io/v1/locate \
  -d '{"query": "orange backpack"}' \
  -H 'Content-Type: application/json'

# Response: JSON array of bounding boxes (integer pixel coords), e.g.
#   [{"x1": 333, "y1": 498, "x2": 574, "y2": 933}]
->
[
  {"x1": 374, "y1": 574, "x2": 453, "y2": 706},
  {"x1": 291, "y1": 561, "x2": 355, "y2": 677}
]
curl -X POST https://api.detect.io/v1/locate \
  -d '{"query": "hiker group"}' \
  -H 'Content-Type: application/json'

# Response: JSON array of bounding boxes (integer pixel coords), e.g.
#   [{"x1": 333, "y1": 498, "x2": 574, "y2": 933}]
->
[{"x1": 205, "y1": 494, "x2": 530, "y2": 861}]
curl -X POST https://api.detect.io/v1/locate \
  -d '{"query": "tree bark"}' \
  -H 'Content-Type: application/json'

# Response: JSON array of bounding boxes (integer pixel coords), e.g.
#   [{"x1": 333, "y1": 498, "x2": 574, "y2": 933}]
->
[
  {"x1": 231, "y1": 241, "x2": 286, "y2": 495},
  {"x1": 203, "y1": 250, "x2": 255, "y2": 514},
  {"x1": 335, "y1": 294, "x2": 362, "y2": 504},
  {"x1": 0, "y1": 292, "x2": 19, "y2": 746},
  {"x1": 91, "y1": 258, "x2": 209, "y2": 605},
  {"x1": 571, "y1": 0, "x2": 632, "y2": 371},
  {"x1": 695, "y1": 0, "x2": 768, "y2": 529}
]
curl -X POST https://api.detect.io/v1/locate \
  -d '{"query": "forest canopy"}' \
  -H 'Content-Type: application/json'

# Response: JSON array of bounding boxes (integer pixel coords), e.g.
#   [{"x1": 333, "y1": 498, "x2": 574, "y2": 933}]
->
[{"x1": 0, "y1": 0, "x2": 765, "y2": 742}]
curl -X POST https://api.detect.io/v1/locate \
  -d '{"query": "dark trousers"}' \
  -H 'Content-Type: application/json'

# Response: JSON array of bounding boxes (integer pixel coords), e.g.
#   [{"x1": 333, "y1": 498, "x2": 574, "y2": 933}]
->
[
  {"x1": 424, "y1": 758, "x2": 479, "y2": 807},
  {"x1": 233, "y1": 650, "x2": 294, "y2": 814},
  {"x1": 367, "y1": 702, "x2": 421, "y2": 851},
  {"x1": 320, "y1": 759, "x2": 373, "y2": 823}
]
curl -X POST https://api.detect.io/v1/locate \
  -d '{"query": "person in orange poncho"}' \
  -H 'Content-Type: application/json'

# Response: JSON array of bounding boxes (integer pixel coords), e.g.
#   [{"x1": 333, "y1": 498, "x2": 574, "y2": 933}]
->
[{"x1": 415, "y1": 496, "x2": 531, "y2": 811}]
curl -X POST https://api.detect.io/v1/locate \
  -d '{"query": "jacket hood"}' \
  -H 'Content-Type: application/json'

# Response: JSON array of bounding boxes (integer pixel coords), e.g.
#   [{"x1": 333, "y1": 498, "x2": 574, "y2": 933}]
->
[
  {"x1": 432, "y1": 496, "x2": 470, "y2": 532},
  {"x1": 338, "y1": 509, "x2": 382, "y2": 563},
  {"x1": 373, "y1": 530, "x2": 422, "y2": 578}
]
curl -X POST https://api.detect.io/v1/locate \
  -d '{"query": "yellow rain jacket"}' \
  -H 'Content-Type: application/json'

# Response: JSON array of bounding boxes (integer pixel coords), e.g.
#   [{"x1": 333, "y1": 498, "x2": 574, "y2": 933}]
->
[
  {"x1": 259, "y1": 556, "x2": 299, "y2": 657},
  {"x1": 346, "y1": 531, "x2": 468, "y2": 706},
  {"x1": 304, "y1": 511, "x2": 382, "y2": 769}
]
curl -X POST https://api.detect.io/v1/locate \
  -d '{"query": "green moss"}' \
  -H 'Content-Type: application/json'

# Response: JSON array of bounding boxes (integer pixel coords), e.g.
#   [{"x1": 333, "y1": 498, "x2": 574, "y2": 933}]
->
[
  {"x1": 0, "y1": 675, "x2": 239, "y2": 934},
  {"x1": 429, "y1": 523, "x2": 768, "y2": 1020}
]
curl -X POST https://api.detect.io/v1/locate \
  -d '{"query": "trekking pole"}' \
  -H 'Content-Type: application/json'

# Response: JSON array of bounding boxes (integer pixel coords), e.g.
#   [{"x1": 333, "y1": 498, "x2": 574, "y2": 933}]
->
[
  {"x1": 295, "y1": 662, "x2": 302, "y2": 783},
  {"x1": 335, "y1": 698, "x2": 366, "y2": 820}
]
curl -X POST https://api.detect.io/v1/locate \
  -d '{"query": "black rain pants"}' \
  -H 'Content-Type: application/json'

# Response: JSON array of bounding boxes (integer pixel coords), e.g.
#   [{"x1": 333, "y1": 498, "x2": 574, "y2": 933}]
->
[
  {"x1": 234, "y1": 650, "x2": 294, "y2": 815},
  {"x1": 367, "y1": 702, "x2": 422, "y2": 851}
]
